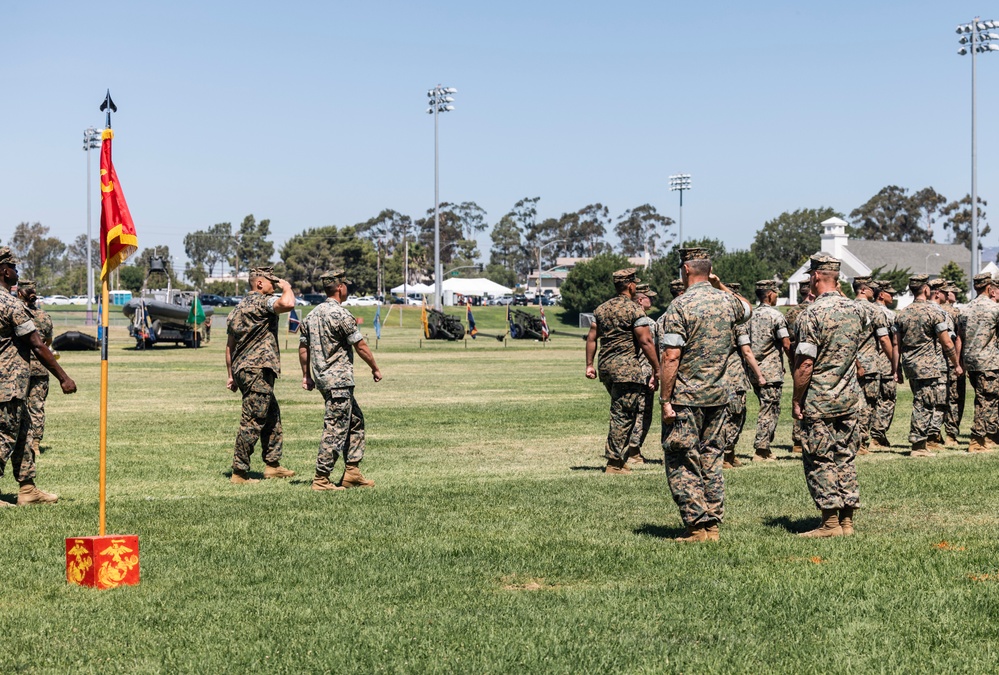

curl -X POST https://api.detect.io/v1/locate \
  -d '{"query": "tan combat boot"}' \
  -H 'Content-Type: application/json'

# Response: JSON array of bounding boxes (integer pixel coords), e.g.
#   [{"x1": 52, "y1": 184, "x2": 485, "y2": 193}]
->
[
  {"x1": 968, "y1": 436, "x2": 989, "y2": 453},
  {"x1": 986, "y1": 433, "x2": 999, "y2": 449},
  {"x1": 705, "y1": 523, "x2": 720, "y2": 541},
  {"x1": 341, "y1": 463, "x2": 375, "y2": 488},
  {"x1": 910, "y1": 440, "x2": 932, "y2": 458},
  {"x1": 792, "y1": 444, "x2": 803, "y2": 454},
  {"x1": 857, "y1": 441, "x2": 870, "y2": 456},
  {"x1": 925, "y1": 439, "x2": 943, "y2": 452},
  {"x1": 798, "y1": 509, "x2": 843, "y2": 538},
  {"x1": 17, "y1": 483, "x2": 58, "y2": 505},
  {"x1": 604, "y1": 458, "x2": 632, "y2": 475},
  {"x1": 230, "y1": 470, "x2": 260, "y2": 484},
  {"x1": 752, "y1": 449, "x2": 776, "y2": 463},
  {"x1": 839, "y1": 507, "x2": 855, "y2": 536},
  {"x1": 311, "y1": 474, "x2": 345, "y2": 491},
  {"x1": 944, "y1": 435, "x2": 959, "y2": 448},
  {"x1": 675, "y1": 524, "x2": 710, "y2": 543},
  {"x1": 871, "y1": 434, "x2": 891, "y2": 448},
  {"x1": 0, "y1": 495, "x2": 15, "y2": 507},
  {"x1": 263, "y1": 464, "x2": 296, "y2": 479},
  {"x1": 626, "y1": 452, "x2": 646, "y2": 465}
]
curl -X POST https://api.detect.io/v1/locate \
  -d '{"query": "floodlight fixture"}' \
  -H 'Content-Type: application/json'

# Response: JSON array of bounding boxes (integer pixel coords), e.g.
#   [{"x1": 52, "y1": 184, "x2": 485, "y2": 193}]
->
[{"x1": 668, "y1": 174, "x2": 692, "y2": 245}]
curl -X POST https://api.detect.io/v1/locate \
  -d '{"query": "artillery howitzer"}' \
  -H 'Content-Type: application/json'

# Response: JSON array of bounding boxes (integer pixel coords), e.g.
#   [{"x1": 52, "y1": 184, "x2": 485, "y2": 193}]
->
[
  {"x1": 424, "y1": 308, "x2": 466, "y2": 341},
  {"x1": 506, "y1": 308, "x2": 585, "y2": 341}
]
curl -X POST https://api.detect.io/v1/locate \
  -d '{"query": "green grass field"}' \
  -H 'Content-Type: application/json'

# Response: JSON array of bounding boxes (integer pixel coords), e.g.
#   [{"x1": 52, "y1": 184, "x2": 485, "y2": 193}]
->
[{"x1": 3, "y1": 306, "x2": 999, "y2": 673}]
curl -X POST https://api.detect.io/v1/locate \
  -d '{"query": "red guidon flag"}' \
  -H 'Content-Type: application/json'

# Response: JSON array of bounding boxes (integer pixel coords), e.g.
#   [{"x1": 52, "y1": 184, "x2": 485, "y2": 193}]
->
[{"x1": 99, "y1": 128, "x2": 137, "y2": 280}]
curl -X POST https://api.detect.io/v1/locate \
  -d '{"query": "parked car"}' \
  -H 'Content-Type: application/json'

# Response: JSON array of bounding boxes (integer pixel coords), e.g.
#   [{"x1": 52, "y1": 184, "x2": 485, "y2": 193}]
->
[
  {"x1": 42, "y1": 295, "x2": 71, "y2": 305},
  {"x1": 301, "y1": 293, "x2": 326, "y2": 305},
  {"x1": 294, "y1": 296, "x2": 308, "y2": 306},
  {"x1": 69, "y1": 295, "x2": 89, "y2": 305},
  {"x1": 492, "y1": 296, "x2": 514, "y2": 306},
  {"x1": 224, "y1": 296, "x2": 243, "y2": 306},
  {"x1": 512, "y1": 294, "x2": 529, "y2": 306},
  {"x1": 199, "y1": 293, "x2": 227, "y2": 306}
]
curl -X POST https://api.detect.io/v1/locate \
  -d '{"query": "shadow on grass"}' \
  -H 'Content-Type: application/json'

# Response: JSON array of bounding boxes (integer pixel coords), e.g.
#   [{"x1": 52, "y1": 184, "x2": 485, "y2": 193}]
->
[
  {"x1": 764, "y1": 515, "x2": 821, "y2": 534},
  {"x1": 634, "y1": 523, "x2": 688, "y2": 539},
  {"x1": 569, "y1": 465, "x2": 605, "y2": 471},
  {"x1": 223, "y1": 470, "x2": 264, "y2": 481}
]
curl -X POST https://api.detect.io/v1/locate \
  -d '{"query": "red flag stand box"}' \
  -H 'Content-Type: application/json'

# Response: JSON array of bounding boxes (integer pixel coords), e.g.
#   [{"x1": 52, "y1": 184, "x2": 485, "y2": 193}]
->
[
  {"x1": 66, "y1": 92, "x2": 140, "y2": 590},
  {"x1": 66, "y1": 535, "x2": 140, "y2": 589}
]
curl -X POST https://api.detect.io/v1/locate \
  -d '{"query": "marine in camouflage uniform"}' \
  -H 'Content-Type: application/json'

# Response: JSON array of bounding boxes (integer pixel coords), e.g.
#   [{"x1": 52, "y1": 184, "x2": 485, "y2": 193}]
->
[
  {"x1": 929, "y1": 278, "x2": 962, "y2": 446},
  {"x1": 747, "y1": 279, "x2": 790, "y2": 460},
  {"x1": 851, "y1": 276, "x2": 893, "y2": 454},
  {"x1": 585, "y1": 268, "x2": 660, "y2": 474},
  {"x1": 300, "y1": 269, "x2": 382, "y2": 490},
  {"x1": 895, "y1": 275, "x2": 962, "y2": 456},
  {"x1": 939, "y1": 282, "x2": 966, "y2": 444},
  {"x1": 658, "y1": 248, "x2": 751, "y2": 542},
  {"x1": 785, "y1": 290, "x2": 815, "y2": 453},
  {"x1": 0, "y1": 248, "x2": 77, "y2": 506},
  {"x1": 870, "y1": 282, "x2": 900, "y2": 446},
  {"x1": 957, "y1": 272, "x2": 999, "y2": 452},
  {"x1": 659, "y1": 280, "x2": 686, "y2": 447},
  {"x1": 626, "y1": 284, "x2": 661, "y2": 464},
  {"x1": 719, "y1": 283, "x2": 764, "y2": 468},
  {"x1": 17, "y1": 281, "x2": 53, "y2": 459},
  {"x1": 792, "y1": 255, "x2": 867, "y2": 538},
  {"x1": 226, "y1": 266, "x2": 297, "y2": 483}
]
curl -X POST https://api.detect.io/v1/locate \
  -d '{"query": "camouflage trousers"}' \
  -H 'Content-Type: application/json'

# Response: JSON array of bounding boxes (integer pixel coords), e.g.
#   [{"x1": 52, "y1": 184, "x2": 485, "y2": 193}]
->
[
  {"x1": 752, "y1": 383, "x2": 782, "y2": 452},
  {"x1": 908, "y1": 377, "x2": 946, "y2": 444},
  {"x1": 317, "y1": 388, "x2": 366, "y2": 475},
  {"x1": 944, "y1": 369, "x2": 966, "y2": 439},
  {"x1": 801, "y1": 413, "x2": 861, "y2": 510},
  {"x1": 792, "y1": 419, "x2": 803, "y2": 446},
  {"x1": 968, "y1": 370, "x2": 999, "y2": 439},
  {"x1": 602, "y1": 381, "x2": 645, "y2": 462},
  {"x1": 232, "y1": 368, "x2": 283, "y2": 472},
  {"x1": 627, "y1": 385, "x2": 655, "y2": 457},
  {"x1": 0, "y1": 397, "x2": 33, "y2": 484},
  {"x1": 721, "y1": 391, "x2": 747, "y2": 451},
  {"x1": 663, "y1": 404, "x2": 729, "y2": 527},
  {"x1": 25, "y1": 375, "x2": 49, "y2": 457},
  {"x1": 870, "y1": 376, "x2": 896, "y2": 442},
  {"x1": 857, "y1": 376, "x2": 881, "y2": 446}
]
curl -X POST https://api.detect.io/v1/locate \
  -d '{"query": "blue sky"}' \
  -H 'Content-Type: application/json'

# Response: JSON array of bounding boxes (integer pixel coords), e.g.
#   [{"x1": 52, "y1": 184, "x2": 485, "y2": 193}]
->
[{"x1": 2, "y1": 1, "x2": 998, "y2": 271}]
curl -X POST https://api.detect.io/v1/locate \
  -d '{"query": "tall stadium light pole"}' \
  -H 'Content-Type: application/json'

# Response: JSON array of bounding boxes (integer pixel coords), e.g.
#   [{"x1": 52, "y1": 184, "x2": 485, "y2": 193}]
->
[
  {"x1": 669, "y1": 174, "x2": 691, "y2": 246},
  {"x1": 83, "y1": 127, "x2": 101, "y2": 323},
  {"x1": 427, "y1": 84, "x2": 456, "y2": 310},
  {"x1": 537, "y1": 239, "x2": 565, "y2": 303},
  {"x1": 957, "y1": 18, "x2": 999, "y2": 277}
]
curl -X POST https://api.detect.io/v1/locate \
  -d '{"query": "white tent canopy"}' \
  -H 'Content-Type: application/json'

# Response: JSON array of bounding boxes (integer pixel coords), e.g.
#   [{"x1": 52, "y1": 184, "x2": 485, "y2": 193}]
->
[
  {"x1": 440, "y1": 277, "x2": 512, "y2": 297},
  {"x1": 389, "y1": 282, "x2": 435, "y2": 294}
]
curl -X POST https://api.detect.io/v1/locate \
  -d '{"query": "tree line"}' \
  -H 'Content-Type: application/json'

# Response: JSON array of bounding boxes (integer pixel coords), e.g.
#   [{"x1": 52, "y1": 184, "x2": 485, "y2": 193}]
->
[{"x1": 4, "y1": 184, "x2": 988, "y2": 297}]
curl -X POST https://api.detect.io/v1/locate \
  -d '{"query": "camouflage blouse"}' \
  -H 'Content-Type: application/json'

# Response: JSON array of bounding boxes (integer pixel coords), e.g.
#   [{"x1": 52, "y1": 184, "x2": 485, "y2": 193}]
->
[
  {"x1": 594, "y1": 294, "x2": 648, "y2": 385},
  {"x1": 854, "y1": 299, "x2": 891, "y2": 376},
  {"x1": 658, "y1": 281, "x2": 750, "y2": 407},
  {"x1": 959, "y1": 294, "x2": 999, "y2": 372},
  {"x1": 727, "y1": 323, "x2": 751, "y2": 393},
  {"x1": 895, "y1": 298, "x2": 948, "y2": 380},
  {"x1": 26, "y1": 305, "x2": 52, "y2": 378},
  {"x1": 0, "y1": 290, "x2": 36, "y2": 402},
  {"x1": 796, "y1": 291, "x2": 866, "y2": 419},
  {"x1": 227, "y1": 292, "x2": 280, "y2": 375},
  {"x1": 874, "y1": 304, "x2": 896, "y2": 377},
  {"x1": 300, "y1": 298, "x2": 364, "y2": 391},
  {"x1": 747, "y1": 304, "x2": 788, "y2": 383}
]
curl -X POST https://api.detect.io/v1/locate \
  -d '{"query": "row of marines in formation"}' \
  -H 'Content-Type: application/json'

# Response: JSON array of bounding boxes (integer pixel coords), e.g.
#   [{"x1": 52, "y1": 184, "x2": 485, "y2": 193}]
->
[{"x1": 586, "y1": 247, "x2": 999, "y2": 542}]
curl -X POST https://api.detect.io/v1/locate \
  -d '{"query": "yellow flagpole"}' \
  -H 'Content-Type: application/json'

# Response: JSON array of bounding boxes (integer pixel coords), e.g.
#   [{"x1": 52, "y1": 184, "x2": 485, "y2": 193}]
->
[{"x1": 99, "y1": 277, "x2": 109, "y2": 536}]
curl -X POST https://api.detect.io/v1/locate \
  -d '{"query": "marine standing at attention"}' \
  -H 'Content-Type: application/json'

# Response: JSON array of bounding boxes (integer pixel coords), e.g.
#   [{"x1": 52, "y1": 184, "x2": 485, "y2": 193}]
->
[
  {"x1": 17, "y1": 280, "x2": 54, "y2": 460},
  {"x1": 299, "y1": 269, "x2": 382, "y2": 491},
  {"x1": 585, "y1": 268, "x2": 660, "y2": 474},
  {"x1": 0, "y1": 248, "x2": 77, "y2": 506},
  {"x1": 792, "y1": 255, "x2": 866, "y2": 538},
  {"x1": 851, "y1": 276, "x2": 893, "y2": 455},
  {"x1": 657, "y1": 248, "x2": 751, "y2": 542},
  {"x1": 784, "y1": 289, "x2": 815, "y2": 454},
  {"x1": 895, "y1": 274, "x2": 962, "y2": 457},
  {"x1": 870, "y1": 281, "x2": 900, "y2": 447},
  {"x1": 720, "y1": 283, "x2": 765, "y2": 469},
  {"x1": 626, "y1": 283, "x2": 660, "y2": 465},
  {"x1": 957, "y1": 272, "x2": 999, "y2": 453},
  {"x1": 746, "y1": 279, "x2": 790, "y2": 461},
  {"x1": 226, "y1": 266, "x2": 297, "y2": 483}
]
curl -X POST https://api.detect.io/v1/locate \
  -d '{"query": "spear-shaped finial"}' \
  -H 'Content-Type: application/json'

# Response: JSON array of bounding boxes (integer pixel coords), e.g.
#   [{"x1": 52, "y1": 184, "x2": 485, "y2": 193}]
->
[{"x1": 99, "y1": 89, "x2": 117, "y2": 128}]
